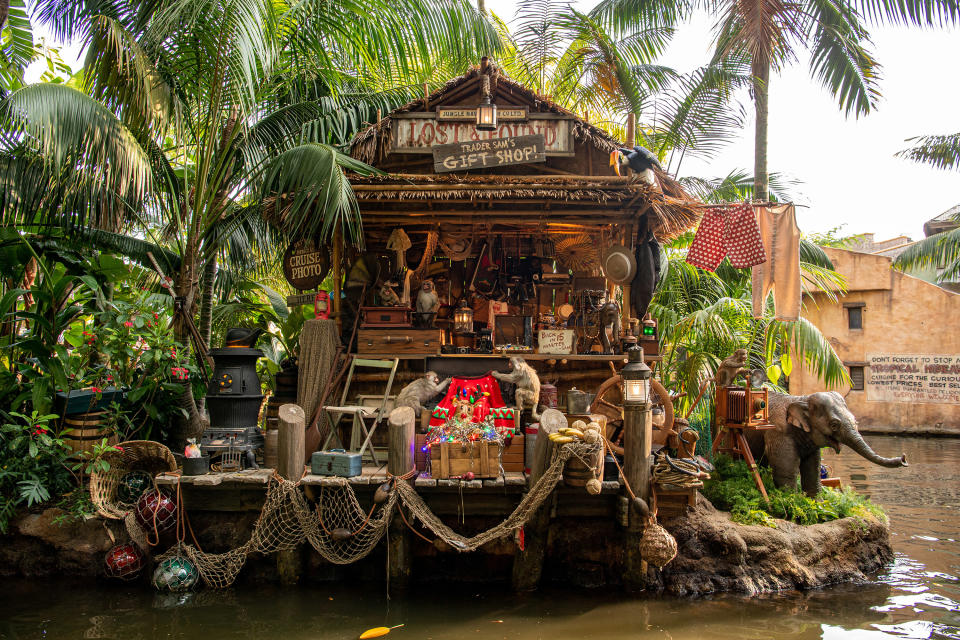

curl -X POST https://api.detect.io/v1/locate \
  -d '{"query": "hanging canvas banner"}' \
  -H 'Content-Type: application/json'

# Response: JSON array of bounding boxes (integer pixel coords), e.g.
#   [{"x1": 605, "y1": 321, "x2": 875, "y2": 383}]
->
[{"x1": 392, "y1": 115, "x2": 574, "y2": 156}]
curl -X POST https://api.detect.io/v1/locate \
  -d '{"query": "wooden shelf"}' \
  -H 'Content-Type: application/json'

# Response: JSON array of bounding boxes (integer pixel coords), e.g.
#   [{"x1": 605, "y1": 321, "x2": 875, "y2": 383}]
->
[{"x1": 350, "y1": 352, "x2": 662, "y2": 362}]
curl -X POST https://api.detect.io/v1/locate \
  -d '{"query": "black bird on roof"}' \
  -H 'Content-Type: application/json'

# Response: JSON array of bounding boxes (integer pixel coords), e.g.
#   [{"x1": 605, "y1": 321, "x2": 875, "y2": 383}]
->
[{"x1": 610, "y1": 146, "x2": 661, "y2": 185}]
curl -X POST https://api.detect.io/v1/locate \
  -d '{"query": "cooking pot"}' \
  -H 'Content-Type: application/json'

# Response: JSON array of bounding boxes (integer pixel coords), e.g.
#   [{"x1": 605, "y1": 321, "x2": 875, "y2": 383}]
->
[{"x1": 566, "y1": 387, "x2": 595, "y2": 414}]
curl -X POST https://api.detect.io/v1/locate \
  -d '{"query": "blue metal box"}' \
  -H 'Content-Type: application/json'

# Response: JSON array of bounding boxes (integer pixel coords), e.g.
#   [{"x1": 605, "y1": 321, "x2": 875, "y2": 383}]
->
[{"x1": 311, "y1": 449, "x2": 362, "y2": 477}]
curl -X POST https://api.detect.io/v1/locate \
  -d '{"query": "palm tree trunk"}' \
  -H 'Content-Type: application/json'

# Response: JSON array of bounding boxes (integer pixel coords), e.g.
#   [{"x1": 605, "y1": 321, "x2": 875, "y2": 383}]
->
[
  {"x1": 752, "y1": 58, "x2": 770, "y2": 202},
  {"x1": 195, "y1": 254, "x2": 217, "y2": 415}
]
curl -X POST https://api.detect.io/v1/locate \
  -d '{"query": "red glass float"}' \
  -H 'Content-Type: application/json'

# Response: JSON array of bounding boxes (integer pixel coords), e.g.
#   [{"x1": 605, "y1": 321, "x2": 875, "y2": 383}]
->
[
  {"x1": 135, "y1": 489, "x2": 178, "y2": 534},
  {"x1": 104, "y1": 543, "x2": 145, "y2": 580}
]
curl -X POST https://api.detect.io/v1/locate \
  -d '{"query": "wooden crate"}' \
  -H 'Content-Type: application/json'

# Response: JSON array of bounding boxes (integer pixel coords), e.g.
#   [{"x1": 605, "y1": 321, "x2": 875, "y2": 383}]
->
[
  {"x1": 430, "y1": 441, "x2": 498, "y2": 479},
  {"x1": 654, "y1": 484, "x2": 698, "y2": 517},
  {"x1": 500, "y1": 434, "x2": 524, "y2": 473}
]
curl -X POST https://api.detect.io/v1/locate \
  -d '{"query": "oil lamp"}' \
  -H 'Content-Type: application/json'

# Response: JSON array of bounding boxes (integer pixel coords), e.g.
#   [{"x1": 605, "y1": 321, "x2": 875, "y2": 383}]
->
[
  {"x1": 621, "y1": 347, "x2": 651, "y2": 405},
  {"x1": 476, "y1": 76, "x2": 497, "y2": 131}
]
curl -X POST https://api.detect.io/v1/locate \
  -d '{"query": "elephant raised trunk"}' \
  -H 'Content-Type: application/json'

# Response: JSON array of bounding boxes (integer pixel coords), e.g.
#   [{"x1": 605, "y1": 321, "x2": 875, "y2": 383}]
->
[{"x1": 840, "y1": 428, "x2": 908, "y2": 468}]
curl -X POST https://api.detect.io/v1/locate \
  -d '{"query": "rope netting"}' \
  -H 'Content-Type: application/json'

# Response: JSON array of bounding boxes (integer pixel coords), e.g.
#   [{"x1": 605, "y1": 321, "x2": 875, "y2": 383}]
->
[{"x1": 164, "y1": 441, "x2": 600, "y2": 589}]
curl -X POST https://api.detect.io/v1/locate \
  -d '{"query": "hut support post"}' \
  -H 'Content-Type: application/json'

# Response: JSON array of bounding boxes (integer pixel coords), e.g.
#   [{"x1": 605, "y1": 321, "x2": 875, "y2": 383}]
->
[
  {"x1": 388, "y1": 408, "x2": 416, "y2": 588},
  {"x1": 622, "y1": 401, "x2": 652, "y2": 591},
  {"x1": 511, "y1": 417, "x2": 558, "y2": 591},
  {"x1": 332, "y1": 226, "x2": 343, "y2": 330},
  {"x1": 277, "y1": 404, "x2": 306, "y2": 584}
]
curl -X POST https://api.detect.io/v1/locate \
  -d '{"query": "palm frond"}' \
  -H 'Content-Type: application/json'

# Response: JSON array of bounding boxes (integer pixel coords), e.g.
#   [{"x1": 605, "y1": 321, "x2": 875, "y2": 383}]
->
[
  {"x1": 896, "y1": 132, "x2": 960, "y2": 171},
  {"x1": 893, "y1": 226, "x2": 960, "y2": 282}
]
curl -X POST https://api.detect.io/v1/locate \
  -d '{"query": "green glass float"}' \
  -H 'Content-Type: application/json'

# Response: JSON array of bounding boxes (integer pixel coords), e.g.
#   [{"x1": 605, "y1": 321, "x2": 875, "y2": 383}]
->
[
  {"x1": 151, "y1": 556, "x2": 199, "y2": 592},
  {"x1": 117, "y1": 470, "x2": 153, "y2": 505}
]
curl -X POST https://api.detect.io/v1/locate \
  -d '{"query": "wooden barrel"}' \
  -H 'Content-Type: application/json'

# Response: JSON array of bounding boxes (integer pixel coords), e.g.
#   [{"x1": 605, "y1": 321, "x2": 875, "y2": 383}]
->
[
  {"x1": 62, "y1": 412, "x2": 117, "y2": 459},
  {"x1": 563, "y1": 447, "x2": 604, "y2": 487}
]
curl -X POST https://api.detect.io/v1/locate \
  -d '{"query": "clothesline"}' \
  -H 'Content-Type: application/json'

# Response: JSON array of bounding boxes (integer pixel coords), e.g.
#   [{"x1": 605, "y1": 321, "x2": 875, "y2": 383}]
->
[{"x1": 690, "y1": 201, "x2": 809, "y2": 209}]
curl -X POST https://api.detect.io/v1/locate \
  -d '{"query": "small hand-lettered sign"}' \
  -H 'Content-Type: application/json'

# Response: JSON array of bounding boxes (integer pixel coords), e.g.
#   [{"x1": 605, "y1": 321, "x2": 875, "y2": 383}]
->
[
  {"x1": 436, "y1": 106, "x2": 528, "y2": 121},
  {"x1": 282, "y1": 240, "x2": 329, "y2": 291},
  {"x1": 433, "y1": 134, "x2": 546, "y2": 173},
  {"x1": 538, "y1": 330, "x2": 575, "y2": 354}
]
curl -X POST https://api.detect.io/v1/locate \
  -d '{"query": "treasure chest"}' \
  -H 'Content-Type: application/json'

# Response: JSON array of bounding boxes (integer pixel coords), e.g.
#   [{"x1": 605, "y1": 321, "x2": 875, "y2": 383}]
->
[{"x1": 311, "y1": 449, "x2": 362, "y2": 477}]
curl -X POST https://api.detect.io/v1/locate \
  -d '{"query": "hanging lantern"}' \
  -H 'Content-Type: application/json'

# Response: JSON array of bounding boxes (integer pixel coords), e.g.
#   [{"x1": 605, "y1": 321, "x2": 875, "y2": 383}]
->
[
  {"x1": 116, "y1": 470, "x2": 153, "y2": 505},
  {"x1": 135, "y1": 489, "x2": 178, "y2": 533},
  {"x1": 104, "y1": 543, "x2": 145, "y2": 580},
  {"x1": 314, "y1": 290, "x2": 330, "y2": 319},
  {"x1": 152, "y1": 555, "x2": 199, "y2": 592},
  {"x1": 453, "y1": 299, "x2": 474, "y2": 333},
  {"x1": 475, "y1": 76, "x2": 497, "y2": 132},
  {"x1": 621, "y1": 347, "x2": 651, "y2": 405}
]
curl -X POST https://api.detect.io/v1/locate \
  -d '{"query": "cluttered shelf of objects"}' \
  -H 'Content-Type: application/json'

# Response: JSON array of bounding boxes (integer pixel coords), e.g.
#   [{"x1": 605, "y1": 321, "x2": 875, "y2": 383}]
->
[{"x1": 346, "y1": 353, "x2": 662, "y2": 362}]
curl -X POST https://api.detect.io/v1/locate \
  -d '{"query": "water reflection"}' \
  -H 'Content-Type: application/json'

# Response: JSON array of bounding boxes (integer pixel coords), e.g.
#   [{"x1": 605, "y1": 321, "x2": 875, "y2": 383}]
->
[{"x1": 1, "y1": 436, "x2": 958, "y2": 640}]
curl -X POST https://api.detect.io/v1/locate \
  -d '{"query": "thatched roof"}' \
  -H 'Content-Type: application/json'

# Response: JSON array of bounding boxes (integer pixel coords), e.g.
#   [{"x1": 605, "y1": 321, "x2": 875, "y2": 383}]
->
[
  {"x1": 350, "y1": 65, "x2": 623, "y2": 165},
  {"x1": 347, "y1": 61, "x2": 703, "y2": 243}
]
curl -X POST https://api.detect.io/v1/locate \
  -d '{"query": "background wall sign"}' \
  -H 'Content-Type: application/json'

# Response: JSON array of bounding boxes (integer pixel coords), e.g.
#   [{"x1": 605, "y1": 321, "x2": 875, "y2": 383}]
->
[
  {"x1": 392, "y1": 114, "x2": 574, "y2": 156},
  {"x1": 866, "y1": 354, "x2": 960, "y2": 404},
  {"x1": 282, "y1": 240, "x2": 329, "y2": 291},
  {"x1": 432, "y1": 134, "x2": 546, "y2": 173}
]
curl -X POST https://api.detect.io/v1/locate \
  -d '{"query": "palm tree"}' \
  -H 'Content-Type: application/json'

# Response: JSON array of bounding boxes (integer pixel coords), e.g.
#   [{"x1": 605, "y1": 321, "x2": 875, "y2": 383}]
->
[
  {"x1": 591, "y1": 0, "x2": 959, "y2": 200},
  {"x1": 892, "y1": 133, "x2": 960, "y2": 283},
  {"x1": 3, "y1": 0, "x2": 500, "y2": 445}
]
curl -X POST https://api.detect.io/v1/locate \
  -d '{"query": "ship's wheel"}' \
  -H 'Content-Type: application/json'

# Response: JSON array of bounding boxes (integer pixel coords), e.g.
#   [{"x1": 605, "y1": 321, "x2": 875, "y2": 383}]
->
[{"x1": 592, "y1": 374, "x2": 674, "y2": 456}]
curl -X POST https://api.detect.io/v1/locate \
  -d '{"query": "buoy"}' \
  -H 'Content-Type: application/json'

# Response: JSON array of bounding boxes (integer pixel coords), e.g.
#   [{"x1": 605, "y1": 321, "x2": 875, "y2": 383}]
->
[
  {"x1": 462, "y1": 471, "x2": 475, "y2": 481},
  {"x1": 586, "y1": 478, "x2": 602, "y2": 495},
  {"x1": 331, "y1": 528, "x2": 352, "y2": 541},
  {"x1": 359, "y1": 624, "x2": 404, "y2": 639},
  {"x1": 373, "y1": 482, "x2": 392, "y2": 504}
]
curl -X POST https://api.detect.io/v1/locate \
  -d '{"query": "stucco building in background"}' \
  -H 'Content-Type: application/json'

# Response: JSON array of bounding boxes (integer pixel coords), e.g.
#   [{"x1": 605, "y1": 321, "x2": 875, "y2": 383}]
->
[{"x1": 792, "y1": 246, "x2": 960, "y2": 434}]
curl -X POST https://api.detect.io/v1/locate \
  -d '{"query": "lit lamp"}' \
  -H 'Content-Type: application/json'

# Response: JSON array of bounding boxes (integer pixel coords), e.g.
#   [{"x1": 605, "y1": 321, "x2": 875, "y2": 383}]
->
[
  {"x1": 476, "y1": 76, "x2": 497, "y2": 132},
  {"x1": 452, "y1": 299, "x2": 475, "y2": 353},
  {"x1": 621, "y1": 347, "x2": 651, "y2": 405}
]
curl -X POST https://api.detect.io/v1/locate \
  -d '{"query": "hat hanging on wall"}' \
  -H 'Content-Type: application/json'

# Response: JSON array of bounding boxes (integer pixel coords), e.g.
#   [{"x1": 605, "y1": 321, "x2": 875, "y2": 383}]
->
[
  {"x1": 554, "y1": 234, "x2": 601, "y2": 274},
  {"x1": 602, "y1": 245, "x2": 637, "y2": 284}
]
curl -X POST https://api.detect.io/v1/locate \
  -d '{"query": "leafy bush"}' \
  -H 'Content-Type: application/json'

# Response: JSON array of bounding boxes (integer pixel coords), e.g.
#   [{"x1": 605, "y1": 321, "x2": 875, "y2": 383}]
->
[
  {"x1": 702, "y1": 455, "x2": 886, "y2": 527},
  {"x1": 0, "y1": 411, "x2": 73, "y2": 533}
]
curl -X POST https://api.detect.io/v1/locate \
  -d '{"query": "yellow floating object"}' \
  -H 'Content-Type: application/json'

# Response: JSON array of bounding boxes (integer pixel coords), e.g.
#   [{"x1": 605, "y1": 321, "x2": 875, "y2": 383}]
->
[
  {"x1": 566, "y1": 429, "x2": 585, "y2": 438},
  {"x1": 553, "y1": 436, "x2": 574, "y2": 444},
  {"x1": 359, "y1": 625, "x2": 404, "y2": 639}
]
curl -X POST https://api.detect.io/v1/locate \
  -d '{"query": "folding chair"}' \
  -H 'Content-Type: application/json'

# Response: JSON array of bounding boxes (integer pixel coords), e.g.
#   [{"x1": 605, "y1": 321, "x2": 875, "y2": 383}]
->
[{"x1": 321, "y1": 358, "x2": 399, "y2": 465}]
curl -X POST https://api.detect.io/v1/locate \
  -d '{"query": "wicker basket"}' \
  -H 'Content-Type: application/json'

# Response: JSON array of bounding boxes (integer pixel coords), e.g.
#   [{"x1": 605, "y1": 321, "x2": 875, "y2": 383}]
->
[
  {"x1": 89, "y1": 440, "x2": 177, "y2": 520},
  {"x1": 639, "y1": 519, "x2": 678, "y2": 568}
]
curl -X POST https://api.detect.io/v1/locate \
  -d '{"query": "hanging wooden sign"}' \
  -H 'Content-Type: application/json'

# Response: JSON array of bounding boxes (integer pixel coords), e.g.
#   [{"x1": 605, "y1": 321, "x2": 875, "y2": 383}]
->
[
  {"x1": 436, "y1": 106, "x2": 528, "y2": 121},
  {"x1": 433, "y1": 134, "x2": 546, "y2": 173},
  {"x1": 392, "y1": 115, "x2": 574, "y2": 156},
  {"x1": 282, "y1": 240, "x2": 329, "y2": 291}
]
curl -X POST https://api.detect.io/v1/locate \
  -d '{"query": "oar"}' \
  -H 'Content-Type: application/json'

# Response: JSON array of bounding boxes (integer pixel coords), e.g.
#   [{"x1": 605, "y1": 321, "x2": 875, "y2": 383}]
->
[{"x1": 359, "y1": 624, "x2": 404, "y2": 639}]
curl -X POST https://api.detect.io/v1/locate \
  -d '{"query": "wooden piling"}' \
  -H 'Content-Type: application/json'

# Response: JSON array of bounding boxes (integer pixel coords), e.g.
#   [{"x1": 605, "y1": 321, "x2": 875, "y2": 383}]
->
[
  {"x1": 387, "y1": 407, "x2": 416, "y2": 588},
  {"x1": 277, "y1": 403, "x2": 305, "y2": 584},
  {"x1": 622, "y1": 401, "x2": 652, "y2": 591},
  {"x1": 511, "y1": 410, "x2": 560, "y2": 591}
]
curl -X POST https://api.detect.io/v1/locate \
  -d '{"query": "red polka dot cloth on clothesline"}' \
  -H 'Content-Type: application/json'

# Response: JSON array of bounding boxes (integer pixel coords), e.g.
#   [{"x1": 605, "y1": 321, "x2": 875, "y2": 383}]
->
[{"x1": 686, "y1": 203, "x2": 767, "y2": 272}]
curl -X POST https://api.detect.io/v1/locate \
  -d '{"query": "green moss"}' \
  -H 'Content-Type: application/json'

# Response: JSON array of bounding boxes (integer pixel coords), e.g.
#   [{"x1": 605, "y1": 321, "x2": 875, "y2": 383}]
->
[{"x1": 701, "y1": 455, "x2": 886, "y2": 527}]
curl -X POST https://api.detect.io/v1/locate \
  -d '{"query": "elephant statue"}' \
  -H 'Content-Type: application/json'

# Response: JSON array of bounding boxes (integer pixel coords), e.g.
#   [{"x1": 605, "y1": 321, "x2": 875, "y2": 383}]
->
[{"x1": 746, "y1": 390, "x2": 907, "y2": 497}]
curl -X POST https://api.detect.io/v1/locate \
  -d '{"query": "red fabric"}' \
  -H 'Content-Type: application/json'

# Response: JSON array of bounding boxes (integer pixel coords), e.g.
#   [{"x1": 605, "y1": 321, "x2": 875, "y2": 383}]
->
[
  {"x1": 686, "y1": 204, "x2": 766, "y2": 271},
  {"x1": 428, "y1": 374, "x2": 515, "y2": 431}
]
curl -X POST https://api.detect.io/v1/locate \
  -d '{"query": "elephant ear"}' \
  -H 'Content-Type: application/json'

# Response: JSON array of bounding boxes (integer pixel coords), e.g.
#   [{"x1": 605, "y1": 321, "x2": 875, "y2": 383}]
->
[{"x1": 786, "y1": 401, "x2": 811, "y2": 432}]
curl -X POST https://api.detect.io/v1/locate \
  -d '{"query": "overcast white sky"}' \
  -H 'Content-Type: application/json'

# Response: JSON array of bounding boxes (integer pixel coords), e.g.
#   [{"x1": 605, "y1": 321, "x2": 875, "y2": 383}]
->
[{"x1": 30, "y1": 2, "x2": 960, "y2": 242}]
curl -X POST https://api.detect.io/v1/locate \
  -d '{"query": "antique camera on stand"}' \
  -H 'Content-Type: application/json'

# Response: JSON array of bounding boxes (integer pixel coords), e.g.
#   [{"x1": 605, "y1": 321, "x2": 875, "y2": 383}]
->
[{"x1": 200, "y1": 328, "x2": 265, "y2": 470}]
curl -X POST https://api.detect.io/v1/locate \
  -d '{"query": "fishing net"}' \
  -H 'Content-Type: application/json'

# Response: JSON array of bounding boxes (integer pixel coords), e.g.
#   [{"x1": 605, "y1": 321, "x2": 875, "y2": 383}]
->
[
  {"x1": 396, "y1": 441, "x2": 599, "y2": 552},
  {"x1": 160, "y1": 475, "x2": 398, "y2": 589},
  {"x1": 159, "y1": 441, "x2": 601, "y2": 588}
]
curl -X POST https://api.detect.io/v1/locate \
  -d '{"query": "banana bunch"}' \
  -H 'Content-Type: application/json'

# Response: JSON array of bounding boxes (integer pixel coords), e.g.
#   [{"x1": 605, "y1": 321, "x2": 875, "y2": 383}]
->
[{"x1": 547, "y1": 420, "x2": 602, "y2": 445}]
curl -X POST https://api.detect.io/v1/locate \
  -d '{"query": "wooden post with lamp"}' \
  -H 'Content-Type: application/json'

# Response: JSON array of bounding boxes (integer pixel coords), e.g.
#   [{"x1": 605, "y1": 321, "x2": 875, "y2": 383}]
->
[{"x1": 621, "y1": 347, "x2": 653, "y2": 591}]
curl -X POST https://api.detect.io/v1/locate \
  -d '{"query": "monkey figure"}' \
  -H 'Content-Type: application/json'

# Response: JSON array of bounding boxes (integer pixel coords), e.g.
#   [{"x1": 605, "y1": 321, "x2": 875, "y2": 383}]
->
[
  {"x1": 715, "y1": 348, "x2": 749, "y2": 387},
  {"x1": 379, "y1": 280, "x2": 401, "y2": 307},
  {"x1": 396, "y1": 371, "x2": 451, "y2": 414},
  {"x1": 416, "y1": 279, "x2": 439, "y2": 327},
  {"x1": 491, "y1": 357, "x2": 541, "y2": 420}
]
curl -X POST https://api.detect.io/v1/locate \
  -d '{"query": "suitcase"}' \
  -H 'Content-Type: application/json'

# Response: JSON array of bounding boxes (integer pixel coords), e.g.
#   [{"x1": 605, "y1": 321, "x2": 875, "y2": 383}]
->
[
  {"x1": 357, "y1": 328, "x2": 442, "y2": 355},
  {"x1": 311, "y1": 449, "x2": 362, "y2": 477}
]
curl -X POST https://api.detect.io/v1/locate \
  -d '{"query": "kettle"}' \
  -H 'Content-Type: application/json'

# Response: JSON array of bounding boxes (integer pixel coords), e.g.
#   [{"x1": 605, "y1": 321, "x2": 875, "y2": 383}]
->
[{"x1": 566, "y1": 387, "x2": 595, "y2": 414}]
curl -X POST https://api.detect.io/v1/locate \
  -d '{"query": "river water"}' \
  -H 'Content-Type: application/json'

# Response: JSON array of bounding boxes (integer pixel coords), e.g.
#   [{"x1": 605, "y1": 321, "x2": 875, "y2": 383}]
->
[{"x1": 1, "y1": 435, "x2": 957, "y2": 640}]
